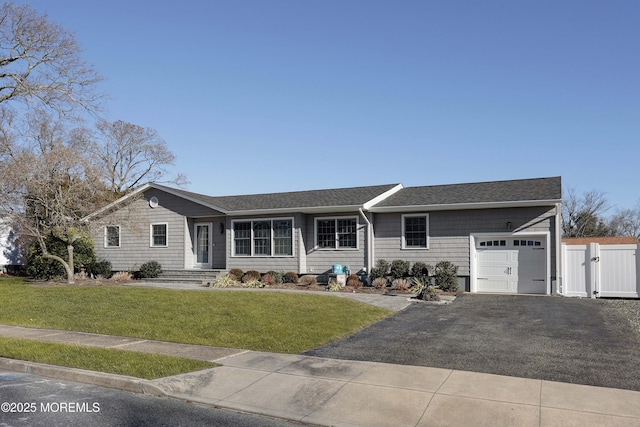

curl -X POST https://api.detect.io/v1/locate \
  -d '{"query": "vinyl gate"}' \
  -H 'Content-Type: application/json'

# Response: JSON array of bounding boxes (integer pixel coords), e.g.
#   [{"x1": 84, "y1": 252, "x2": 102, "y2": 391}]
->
[{"x1": 562, "y1": 242, "x2": 640, "y2": 298}]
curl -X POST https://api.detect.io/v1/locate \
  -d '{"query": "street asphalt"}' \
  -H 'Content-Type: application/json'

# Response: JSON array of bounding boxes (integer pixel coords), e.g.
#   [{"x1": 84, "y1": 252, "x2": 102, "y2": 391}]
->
[{"x1": 304, "y1": 293, "x2": 640, "y2": 392}]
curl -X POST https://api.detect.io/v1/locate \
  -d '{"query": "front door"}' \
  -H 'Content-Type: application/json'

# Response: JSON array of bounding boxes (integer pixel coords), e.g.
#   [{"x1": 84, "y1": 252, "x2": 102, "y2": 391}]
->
[{"x1": 194, "y1": 223, "x2": 212, "y2": 268}]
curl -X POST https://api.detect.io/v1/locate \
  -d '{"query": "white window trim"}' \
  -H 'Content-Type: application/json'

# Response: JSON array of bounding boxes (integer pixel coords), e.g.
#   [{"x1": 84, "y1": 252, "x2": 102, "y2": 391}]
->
[
  {"x1": 401, "y1": 213, "x2": 430, "y2": 250},
  {"x1": 231, "y1": 217, "x2": 295, "y2": 258},
  {"x1": 314, "y1": 216, "x2": 359, "y2": 250},
  {"x1": 150, "y1": 222, "x2": 169, "y2": 248},
  {"x1": 104, "y1": 225, "x2": 121, "y2": 248}
]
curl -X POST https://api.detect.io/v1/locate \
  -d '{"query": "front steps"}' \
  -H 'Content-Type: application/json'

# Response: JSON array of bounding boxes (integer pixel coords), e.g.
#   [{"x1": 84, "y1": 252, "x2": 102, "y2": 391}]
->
[{"x1": 143, "y1": 269, "x2": 223, "y2": 285}]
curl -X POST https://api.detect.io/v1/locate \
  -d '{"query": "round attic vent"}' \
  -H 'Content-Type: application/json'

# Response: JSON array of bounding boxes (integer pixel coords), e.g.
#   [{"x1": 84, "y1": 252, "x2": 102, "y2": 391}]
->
[{"x1": 149, "y1": 196, "x2": 159, "y2": 208}]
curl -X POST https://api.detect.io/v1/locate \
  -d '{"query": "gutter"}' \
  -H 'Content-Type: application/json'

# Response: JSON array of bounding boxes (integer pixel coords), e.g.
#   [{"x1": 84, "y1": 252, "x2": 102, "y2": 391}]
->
[{"x1": 359, "y1": 208, "x2": 373, "y2": 274}]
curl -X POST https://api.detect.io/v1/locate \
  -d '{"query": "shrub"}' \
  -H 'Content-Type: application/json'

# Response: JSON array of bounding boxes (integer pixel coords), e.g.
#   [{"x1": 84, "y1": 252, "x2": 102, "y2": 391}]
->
[
  {"x1": 242, "y1": 279, "x2": 264, "y2": 288},
  {"x1": 347, "y1": 274, "x2": 363, "y2": 289},
  {"x1": 267, "y1": 270, "x2": 285, "y2": 285},
  {"x1": 410, "y1": 262, "x2": 430, "y2": 283},
  {"x1": 369, "y1": 259, "x2": 389, "y2": 281},
  {"x1": 409, "y1": 277, "x2": 427, "y2": 294},
  {"x1": 229, "y1": 268, "x2": 244, "y2": 279},
  {"x1": 417, "y1": 282, "x2": 441, "y2": 301},
  {"x1": 433, "y1": 261, "x2": 459, "y2": 292},
  {"x1": 111, "y1": 271, "x2": 132, "y2": 283},
  {"x1": 326, "y1": 281, "x2": 342, "y2": 292},
  {"x1": 391, "y1": 278, "x2": 410, "y2": 291},
  {"x1": 138, "y1": 261, "x2": 162, "y2": 279},
  {"x1": 242, "y1": 270, "x2": 261, "y2": 283},
  {"x1": 27, "y1": 235, "x2": 96, "y2": 280},
  {"x1": 372, "y1": 277, "x2": 388, "y2": 289},
  {"x1": 284, "y1": 272, "x2": 299, "y2": 284},
  {"x1": 212, "y1": 274, "x2": 238, "y2": 288},
  {"x1": 86, "y1": 260, "x2": 113, "y2": 279},
  {"x1": 261, "y1": 273, "x2": 276, "y2": 286},
  {"x1": 299, "y1": 275, "x2": 317, "y2": 287},
  {"x1": 389, "y1": 260, "x2": 411, "y2": 280}
]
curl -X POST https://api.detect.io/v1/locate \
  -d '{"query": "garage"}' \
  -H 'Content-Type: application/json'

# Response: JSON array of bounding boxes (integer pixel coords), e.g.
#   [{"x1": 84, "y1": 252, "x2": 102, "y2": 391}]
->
[{"x1": 474, "y1": 236, "x2": 547, "y2": 294}]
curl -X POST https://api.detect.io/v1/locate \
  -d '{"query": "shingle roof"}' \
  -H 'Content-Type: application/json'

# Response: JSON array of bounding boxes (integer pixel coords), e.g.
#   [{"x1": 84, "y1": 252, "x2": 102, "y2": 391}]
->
[
  {"x1": 372, "y1": 177, "x2": 561, "y2": 209},
  {"x1": 157, "y1": 183, "x2": 402, "y2": 213}
]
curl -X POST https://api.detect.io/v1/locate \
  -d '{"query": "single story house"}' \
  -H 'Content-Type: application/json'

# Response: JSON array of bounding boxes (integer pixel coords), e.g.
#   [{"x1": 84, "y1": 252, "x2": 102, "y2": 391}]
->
[{"x1": 88, "y1": 176, "x2": 562, "y2": 294}]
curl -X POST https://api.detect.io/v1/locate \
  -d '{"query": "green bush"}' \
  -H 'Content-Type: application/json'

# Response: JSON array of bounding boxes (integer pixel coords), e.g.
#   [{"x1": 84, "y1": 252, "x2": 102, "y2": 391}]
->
[
  {"x1": 27, "y1": 236, "x2": 96, "y2": 280},
  {"x1": 369, "y1": 259, "x2": 390, "y2": 281},
  {"x1": 86, "y1": 260, "x2": 113, "y2": 279},
  {"x1": 410, "y1": 262, "x2": 430, "y2": 283},
  {"x1": 284, "y1": 272, "x2": 299, "y2": 284},
  {"x1": 138, "y1": 261, "x2": 162, "y2": 279},
  {"x1": 433, "y1": 261, "x2": 459, "y2": 292},
  {"x1": 267, "y1": 270, "x2": 284, "y2": 285},
  {"x1": 389, "y1": 260, "x2": 411, "y2": 280}
]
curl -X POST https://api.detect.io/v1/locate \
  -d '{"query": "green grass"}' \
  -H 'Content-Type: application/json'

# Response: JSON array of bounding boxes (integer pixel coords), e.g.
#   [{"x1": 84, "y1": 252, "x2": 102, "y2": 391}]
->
[
  {"x1": 0, "y1": 337, "x2": 215, "y2": 379},
  {"x1": 0, "y1": 277, "x2": 392, "y2": 353}
]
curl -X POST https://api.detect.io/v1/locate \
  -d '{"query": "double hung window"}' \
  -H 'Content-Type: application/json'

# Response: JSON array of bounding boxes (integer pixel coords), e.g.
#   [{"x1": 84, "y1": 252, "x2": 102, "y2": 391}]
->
[
  {"x1": 402, "y1": 214, "x2": 429, "y2": 249},
  {"x1": 315, "y1": 217, "x2": 357, "y2": 249}
]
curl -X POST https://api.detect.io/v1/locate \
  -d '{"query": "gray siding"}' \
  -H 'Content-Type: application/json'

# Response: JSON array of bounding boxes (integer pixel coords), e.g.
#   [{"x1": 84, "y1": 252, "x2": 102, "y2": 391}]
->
[
  {"x1": 92, "y1": 189, "x2": 226, "y2": 272},
  {"x1": 93, "y1": 196, "x2": 186, "y2": 271},
  {"x1": 304, "y1": 213, "x2": 368, "y2": 275},
  {"x1": 374, "y1": 206, "x2": 558, "y2": 276}
]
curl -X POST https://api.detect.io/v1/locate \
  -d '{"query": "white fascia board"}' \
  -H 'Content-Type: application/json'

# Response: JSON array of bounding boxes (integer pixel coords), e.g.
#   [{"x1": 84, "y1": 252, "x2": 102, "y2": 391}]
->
[
  {"x1": 363, "y1": 184, "x2": 404, "y2": 210},
  {"x1": 82, "y1": 183, "x2": 153, "y2": 221},
  {"x1": 369, "y1": 199, "x2": 562, "y2": 213}
]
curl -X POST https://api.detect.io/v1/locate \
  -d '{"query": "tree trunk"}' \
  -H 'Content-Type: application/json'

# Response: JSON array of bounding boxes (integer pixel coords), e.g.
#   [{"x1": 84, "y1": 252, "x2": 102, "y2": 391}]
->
[{"x1": 37, "y1": 235, "x2": 75, "y2": 284}]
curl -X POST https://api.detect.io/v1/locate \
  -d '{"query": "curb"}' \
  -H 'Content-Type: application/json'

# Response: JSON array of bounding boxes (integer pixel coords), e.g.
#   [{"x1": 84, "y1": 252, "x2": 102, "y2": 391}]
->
[{"x1": 0, "y1": 357, "x2": 166, "y2": 397}]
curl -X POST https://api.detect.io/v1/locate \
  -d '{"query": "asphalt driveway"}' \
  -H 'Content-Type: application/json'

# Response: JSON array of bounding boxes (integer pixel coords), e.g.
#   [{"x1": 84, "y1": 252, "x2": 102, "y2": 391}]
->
[{"x1": 303, "y1": 294, "x2": 640, "y2": 392}]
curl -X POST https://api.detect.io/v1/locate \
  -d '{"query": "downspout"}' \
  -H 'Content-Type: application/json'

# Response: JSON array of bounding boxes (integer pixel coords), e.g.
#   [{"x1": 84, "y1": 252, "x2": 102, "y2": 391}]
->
[
  {"x1": 555, "y1": 202, "x2": 562, "y2": 295},
  {"x1": 359, "y1": 208, "x2": 373, "y2": 273}
]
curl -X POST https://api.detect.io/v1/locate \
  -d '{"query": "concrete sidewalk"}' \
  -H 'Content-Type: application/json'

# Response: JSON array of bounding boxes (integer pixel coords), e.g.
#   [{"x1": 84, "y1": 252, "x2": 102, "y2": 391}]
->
[{"x1": 1, "y1": 325, "x2": 639, "y2": 426}]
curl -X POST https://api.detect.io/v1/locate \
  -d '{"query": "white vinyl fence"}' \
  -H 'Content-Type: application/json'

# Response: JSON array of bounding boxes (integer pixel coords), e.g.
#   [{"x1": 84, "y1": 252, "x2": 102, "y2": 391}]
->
[{"x1": 562, "y1": 242, "x2": 639, "y2": 298}]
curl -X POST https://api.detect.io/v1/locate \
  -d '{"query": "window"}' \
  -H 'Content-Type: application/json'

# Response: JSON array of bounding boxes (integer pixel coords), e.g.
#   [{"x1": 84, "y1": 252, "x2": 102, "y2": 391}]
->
[
  {"x1": 232, "y1": 218, "x2": 293, "y2": 257},
  {"x1": 403, "y1": 214, "x2": 429, "y2": 249},
  {"x1": 480, "y1": 240, "x2": 506, "y2": 247},
  {"x1": 150, "y1": 223, "x2": 168, "y2": 247},
  {"x1": 105, "y1": 225, "x2": 120, "y2": 248},
  {"x1": 233, "y1": 222, "x2": 251, "y2": 256},
  {"x1": 253, "y1": 221, "x2": 271, "y2": 256},
  {"x1": 315, "y1": 217, "x2": 357, "y2": 249},
  {"x1": 273, "y1": 219, "x2": 293, "y2": 256}
]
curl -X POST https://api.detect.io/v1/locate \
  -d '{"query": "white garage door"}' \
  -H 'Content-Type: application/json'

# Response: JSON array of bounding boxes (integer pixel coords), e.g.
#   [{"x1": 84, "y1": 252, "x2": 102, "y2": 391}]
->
[{"x1": 476, "y1": 238, "x2": 546, "y2": 294}]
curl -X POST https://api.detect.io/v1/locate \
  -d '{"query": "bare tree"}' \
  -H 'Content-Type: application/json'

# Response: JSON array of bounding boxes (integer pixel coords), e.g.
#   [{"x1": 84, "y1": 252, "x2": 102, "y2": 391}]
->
[
  {"x1": 91, "y1": 119, "x2": 188, "y2": 198},
  {"x1": 0, "y1": 2, "x2": 103, "y2": 116},
  {"x1": 0, "y1": 112, "x2": 108, "y2": 283},
  {"x1": 562, "y1": 188, "x2": 611, "y2": 237},
  {"x1": 608, "y1": 203, "x2": 640, "y2": 239}
]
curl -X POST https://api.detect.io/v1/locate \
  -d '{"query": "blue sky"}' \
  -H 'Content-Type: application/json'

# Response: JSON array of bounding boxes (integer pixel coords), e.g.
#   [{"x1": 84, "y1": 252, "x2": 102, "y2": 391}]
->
[{"x1": 16, "y1": 0, "x2": 640, "y2": 212}]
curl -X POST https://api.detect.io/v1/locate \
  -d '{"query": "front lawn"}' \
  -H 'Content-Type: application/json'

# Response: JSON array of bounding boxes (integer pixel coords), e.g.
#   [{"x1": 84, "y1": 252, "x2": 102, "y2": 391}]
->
[{"x1": 0, "y1": 277, "x2": 392, "y2": 353}]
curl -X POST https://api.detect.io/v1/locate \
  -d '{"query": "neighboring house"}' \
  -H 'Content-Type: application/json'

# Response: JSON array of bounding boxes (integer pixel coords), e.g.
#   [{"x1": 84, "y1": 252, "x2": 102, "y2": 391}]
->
[
  {"x1": 0, "y1": 218, "x2": 23, "y2": 272},
  {"x1": 88, "y1": 176, "x2": 562, "y2": 294}
]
